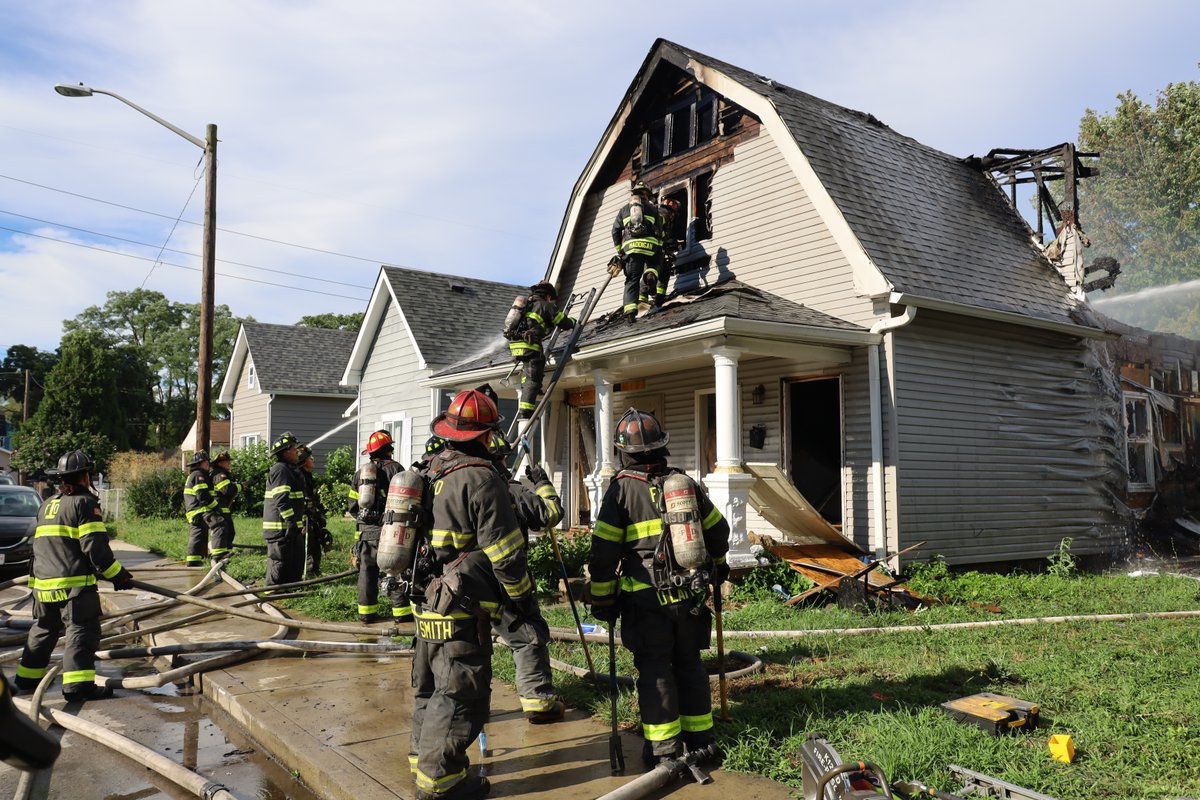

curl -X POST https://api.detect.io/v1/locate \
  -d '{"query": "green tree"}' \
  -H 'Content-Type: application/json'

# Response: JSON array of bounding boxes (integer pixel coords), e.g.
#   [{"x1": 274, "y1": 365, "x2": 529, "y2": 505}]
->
[
  {"x1": 0, "y1": 344, "x2": 59, "y2": 420},
  {"x1": 296, "y1": 312, "x2": 364, "y2": 332},
  {"x1": 64, "y1": 289, "x2": 244, "y2": 446},
  {"x1": 1079, "y1": 74, "x2": 1200, "y2": 334}
]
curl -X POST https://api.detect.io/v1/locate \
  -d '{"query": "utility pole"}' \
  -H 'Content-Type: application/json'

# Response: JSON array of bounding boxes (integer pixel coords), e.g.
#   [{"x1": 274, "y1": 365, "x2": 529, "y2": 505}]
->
[
  {"x1": 196, "y1": 123, "x2": 217, "y2": 452},
  {"x1": 22, "y1": 369, "x2": 30, "y2": 422}
]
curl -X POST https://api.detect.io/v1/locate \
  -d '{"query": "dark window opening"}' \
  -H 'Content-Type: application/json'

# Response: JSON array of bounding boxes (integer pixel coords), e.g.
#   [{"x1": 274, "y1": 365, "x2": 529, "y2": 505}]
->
[
  {"x1": 642, "y1": 91, "x2": 720, "y2": 167},
  {"x1": 662, "y1": 186, "x2": 688, "y2": 249},
  {"x1": 786, "y1": 377, "x2": 842, "y2": 524}
]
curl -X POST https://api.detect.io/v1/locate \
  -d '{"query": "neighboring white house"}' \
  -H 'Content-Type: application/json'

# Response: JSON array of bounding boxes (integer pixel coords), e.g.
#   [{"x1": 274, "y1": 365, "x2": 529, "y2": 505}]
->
[
  {"x1": 340, "y1": 266, "x2": 527, "y2": 468},
  {"x1": 217, "y1": 322, "x2": 358, "y2": 470},
  {"x1": 423, "y1": 39, "x2": 1130, "y2": 568}
]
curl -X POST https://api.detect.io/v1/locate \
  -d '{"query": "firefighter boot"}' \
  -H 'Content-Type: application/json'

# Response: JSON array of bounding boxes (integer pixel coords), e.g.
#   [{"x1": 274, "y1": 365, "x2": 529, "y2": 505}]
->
[
  {"x1": 62, "y1": 683, "x2": 115, "y2": 702},
  {"x1": 526, "y1": 699, "x2": 566, "y2": 724},
  {"x1": 416, "y1": 774, "x2": 490, "y2": 800}
]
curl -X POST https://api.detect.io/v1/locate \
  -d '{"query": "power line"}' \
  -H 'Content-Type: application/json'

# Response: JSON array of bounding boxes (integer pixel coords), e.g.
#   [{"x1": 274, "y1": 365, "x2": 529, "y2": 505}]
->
[
  {"x1": 0, "y1": 225, "x2": 370, "y2": 302},
  {"x1": 0, "y1": 173, "x2": 390, "y2": 264},
  {"x1": 0, "y1": 210, "x2": 373, "y2": 290},
  {"x1": 143, "y1": 175, "x2": 202, "y2": 287}
]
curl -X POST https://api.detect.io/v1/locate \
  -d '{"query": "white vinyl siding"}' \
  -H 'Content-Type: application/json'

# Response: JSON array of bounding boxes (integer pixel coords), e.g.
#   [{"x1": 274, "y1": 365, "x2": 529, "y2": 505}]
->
[
  {"x1": 358, "y1": 302, "x2": 434, "y2": 468},
  {"x1": 230, "y1": 355, "x2": 269, "y2": 452}
]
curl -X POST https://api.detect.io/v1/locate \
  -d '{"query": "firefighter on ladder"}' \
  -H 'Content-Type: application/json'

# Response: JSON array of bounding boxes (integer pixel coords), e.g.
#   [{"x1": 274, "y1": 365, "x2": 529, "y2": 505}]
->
[
  {"x1": 183, "y1": 450, "x2": 218, "y2": 567},
  {"x1": 208, "y1": 449, "x2": 238, "y2": 561},
  {"x1": 409, "y1": 389, "x2": 534, "y2": 800},
  {"x1": 15, "y1": 450, "x2": 133, "y2": 701},
  {"x1": 612, "y1": 179, "x2": 665, "y2": 321},
  {"x1": 587, "y1": 409, "x2": 730, "y2": 767},
  {"x1": 348, "y1": 430, "x2": 411, "y2": 624},
  {"x1": 484, "y1": 428, "x2": 566, "y2": 724},
  {"x1": 504, "y1": 281, "x2": 576, "y2": 421}
]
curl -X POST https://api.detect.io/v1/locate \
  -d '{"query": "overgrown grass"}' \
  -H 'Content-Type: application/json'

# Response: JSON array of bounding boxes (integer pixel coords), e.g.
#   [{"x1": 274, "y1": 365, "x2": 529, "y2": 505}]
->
[{"x1": 113, "y1": 518, "x2": 1200, "y2": 798}]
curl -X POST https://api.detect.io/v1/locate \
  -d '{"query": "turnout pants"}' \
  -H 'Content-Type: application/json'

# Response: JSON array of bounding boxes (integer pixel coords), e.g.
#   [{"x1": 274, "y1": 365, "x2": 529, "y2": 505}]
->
[
  {"x1": 621, "y1": 253, "x2": 662, "y2": 315},
  {"x1": 355, "y1": 535, "x2": 413, "y2": 620},
  {"x1": 516, "y1": 354, "x2": 546, "y2": 419},
  {"x1": 208, "y1": 512, "x2": 235, "y2": 560},
  {"x1": 492, "y1": 603, "x2": 555, "y2": 713},
  {"x1": 304, "y1": 523, "x2": 322, "y2": 577},
  {"x1": 620, "y1": 596, "x2": 715, "y2": 758},
  {"x1": 410, "y1": 609, "x2": 491, "y2": 798},
  {"x1": 265, "y1": 527, "x2": 304, "y2": 586},
  {"x1": 16, "y1": 587, "x2": 102, "y2": 695},
  {"x1": 186, "y1": 516, "x2": 210, "y2": 565}
]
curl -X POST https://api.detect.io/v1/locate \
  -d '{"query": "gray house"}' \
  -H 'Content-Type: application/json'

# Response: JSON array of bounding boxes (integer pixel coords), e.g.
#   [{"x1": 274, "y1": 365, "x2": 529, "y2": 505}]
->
[
  {"x1": 426, "y1": 39, "x2": 1129, "y2": 568},
  {"x1": 218, "y1": 322, "x2": 358, "y2": 470},
  {"x1": 340, "y1": 266, "x2": 526, "y2": 468}
]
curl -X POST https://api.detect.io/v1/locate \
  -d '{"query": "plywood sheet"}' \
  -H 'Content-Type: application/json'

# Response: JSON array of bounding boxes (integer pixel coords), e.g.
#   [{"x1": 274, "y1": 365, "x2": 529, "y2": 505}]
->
[{"x1": 745, "y1": 462, "x2": 863, "y2": 552}]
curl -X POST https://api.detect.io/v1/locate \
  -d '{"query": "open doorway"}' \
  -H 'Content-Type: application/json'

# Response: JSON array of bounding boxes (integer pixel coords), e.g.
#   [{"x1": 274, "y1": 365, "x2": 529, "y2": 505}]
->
[{"x1": 785, "y1": 376, "x2": 842, "y2": 525}]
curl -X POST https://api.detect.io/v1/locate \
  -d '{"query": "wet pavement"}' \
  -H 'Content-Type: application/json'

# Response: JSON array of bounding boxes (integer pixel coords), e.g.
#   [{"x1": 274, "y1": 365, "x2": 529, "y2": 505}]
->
[{"x1": 2, "y1": 542, "x2": 794, "y2": 799}]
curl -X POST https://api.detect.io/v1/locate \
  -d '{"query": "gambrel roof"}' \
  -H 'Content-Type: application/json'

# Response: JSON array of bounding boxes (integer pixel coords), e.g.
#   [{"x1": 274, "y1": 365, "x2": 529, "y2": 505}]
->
[
  {"x1": 218, "y1": 322, "x2": 357, "y2": 403},
  {"x1": 342, "y1": 266, "x2": 526, "y2": 384},
  {"x1": 546, "y1": 39, "x2": 1102, "y2": 335}
]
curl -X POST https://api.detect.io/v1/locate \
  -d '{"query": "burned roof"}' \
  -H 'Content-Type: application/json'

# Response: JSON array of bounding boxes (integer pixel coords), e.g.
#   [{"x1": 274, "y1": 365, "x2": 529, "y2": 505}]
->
[
  {"x1": 243, "y1": 322, "x2": 357, "y2": 395},
  {"x1": 432, "y1": 279, "x2": 866, "y2": 377},
  {"x1": 382, "y1": 266, "x2": 527, "y2": 366},
  {"x1": 658, "y1": 40, "x2": 1096, "y2": 331}
]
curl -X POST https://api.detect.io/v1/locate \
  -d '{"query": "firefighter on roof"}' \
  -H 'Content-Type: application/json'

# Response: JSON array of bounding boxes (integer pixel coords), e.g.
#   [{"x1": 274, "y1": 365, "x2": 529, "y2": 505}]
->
[
  {"x1": 409, "y1": 389, "x2": 532, "y2": 800},
  {"x1": 262, "y1": 432, "x2": 306, "y2": 586},
  {"x1": 612, "y1": 179, "x2": 665, "y2": 320},
  {"x1": 587, "y1": 408, "x2": 730, "y2": 767},
  {"x1": 484, "y1": 427, "x2": 566, "y2": 724},
  {"x1": 348, "y1": 430, "x2": 411, "y2": 623},
  {"x1": 15, "y1": 450, "x2": 133, "y2": 701},
  {"x1": 503, "y1": 281, "x2": 576, "y2": 420},
  {"x1": 209, "y1": 449, "x2": 238, "y2": 561},
  {"x1": 183, "y1": 450, "x2": 218, "y2": 566}
]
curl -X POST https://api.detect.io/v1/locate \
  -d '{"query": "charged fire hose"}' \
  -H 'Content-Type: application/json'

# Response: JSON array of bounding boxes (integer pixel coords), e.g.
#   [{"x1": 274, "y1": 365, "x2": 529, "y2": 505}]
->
[
  {"x1": 594, "y1": 744, "x2": 720, "y2": 800},
  {"x1": 12, "y1": 694, "x2": 238, "y2": 800},
  {"x1": 96, "y1": 638, "x2": 412, "y2": 660}
]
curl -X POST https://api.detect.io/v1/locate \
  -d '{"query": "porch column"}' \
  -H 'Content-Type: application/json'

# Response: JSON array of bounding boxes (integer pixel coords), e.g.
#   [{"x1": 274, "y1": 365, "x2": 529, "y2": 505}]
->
[
  {"x1": 703, "y1": 346, "x2": 757, "y2": 566},
  {"x1": 585, "y1": 371, "x2": 616, "y2": 516}
]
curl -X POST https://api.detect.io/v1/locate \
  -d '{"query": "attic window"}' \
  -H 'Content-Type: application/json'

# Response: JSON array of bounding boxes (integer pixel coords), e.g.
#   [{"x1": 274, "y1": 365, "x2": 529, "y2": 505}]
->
[
  {"x1": 247, "y1": 365, "x2": 256, "y2": 388},
  {"x1": 448, "y1": 281, "x2": 467, "y2": 293},
  {"x1": 642, "y1": 91, "x2": 719, "y2": 167}
]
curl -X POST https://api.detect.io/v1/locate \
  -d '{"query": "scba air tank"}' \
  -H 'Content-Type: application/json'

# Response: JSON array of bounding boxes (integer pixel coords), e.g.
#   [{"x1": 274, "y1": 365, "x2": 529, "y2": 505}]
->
[
  {"x1": 358, "y1": 461, "x2": 377, "y2": 511},
  {"x1": 376, "y1": 469, "x2": 424, "y2": 576},
  {"x1": 662, "y1": 473, "x2": 707, "y2": 571},
  {"x1": 503, "y1": 295, "x2": 527, "y2": 339}
]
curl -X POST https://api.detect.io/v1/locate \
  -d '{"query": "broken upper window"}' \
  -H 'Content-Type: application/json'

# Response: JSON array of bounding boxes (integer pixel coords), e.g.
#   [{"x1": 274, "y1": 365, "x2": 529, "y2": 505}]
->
[
  {"x1": 1124, "y1": 393, "x2": 1154, "y2": 489},
  {"x1": 642, "y1": 91, "x2": 719, "y2": 167},
  {"x1": 658, "y1": 169, "x2": 715, "y2": 271}
]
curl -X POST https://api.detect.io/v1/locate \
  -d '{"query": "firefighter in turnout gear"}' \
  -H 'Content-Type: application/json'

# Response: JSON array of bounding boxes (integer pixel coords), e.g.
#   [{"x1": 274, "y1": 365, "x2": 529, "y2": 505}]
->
[
  {"x1": 15, "y1": 451, "x2": 133, "y2": 701},
  {"x1": 588, "y1": 409, "x2": 730, "y2": 766},
  {"x1": 348, "y1": 430, "x2": 412, "y2": 624},
  {"x1": 208, "y1": 449, "x2": 238, "y2": 561},
  {"x1": 409, "y1": 389, "x2": 532, "y2": 800},
  {"x1": 183, "y1": 450, "x2": 218, "y2": 566},
  {"x1": 504, "y1": 281, "x2": 576, "y2": 420},
  {"x1": 296, "y1": 445, "x2": 333, "y2": 578},
  {"x1": 485, "y1": 429, "x2": 566, "y2": 724},
  {"x1": 612, "y1": 179, "x2": 665, "y2": 321},
  {"x1": 262, "y1": 432, "x2": 306, "y2": 586}
]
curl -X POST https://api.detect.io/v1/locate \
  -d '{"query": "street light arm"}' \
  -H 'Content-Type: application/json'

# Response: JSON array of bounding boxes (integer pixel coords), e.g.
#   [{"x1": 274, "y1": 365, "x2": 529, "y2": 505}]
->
[{"x1": 87, "y1": 88, "x2": 206, "y2": 151}]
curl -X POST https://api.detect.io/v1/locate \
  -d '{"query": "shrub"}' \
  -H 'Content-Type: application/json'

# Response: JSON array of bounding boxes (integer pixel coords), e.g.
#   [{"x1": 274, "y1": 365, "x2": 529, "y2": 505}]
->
[
  {"x1": 12, "y1": 428, "x2": 116, "y2": 475},
  {"x1": 527, "y1": 527, "x2": 591, "y2": 597},
  {"x1": 107, "y1": 450, "x2": 176, "y2": 487},
  {"x1": 125, "y1": 468, "x2": 185, "y2": 519},
  {"x1": 318, "y1": 482, "x2": 350, "y2": 521},
  {"x1": 227, "y1": 442, "x2": 273, "y2": 515},
  {"x1": 322, "y1": 445, "x2": 354, "y2": 487}
]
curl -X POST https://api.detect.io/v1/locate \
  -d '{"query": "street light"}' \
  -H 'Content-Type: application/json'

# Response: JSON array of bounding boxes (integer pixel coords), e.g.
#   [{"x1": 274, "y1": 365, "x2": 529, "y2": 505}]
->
[{"x1": 54, "y1": 82, "x2": 217, "y2": 452}]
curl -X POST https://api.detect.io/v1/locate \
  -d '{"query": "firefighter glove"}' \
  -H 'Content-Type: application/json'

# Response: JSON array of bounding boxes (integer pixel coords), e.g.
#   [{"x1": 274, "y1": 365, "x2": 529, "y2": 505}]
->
[
  {"x1": 110, "y1": 568, "x2": 134, "y2": 591},
  {"x1": 589, "y1": 601, "x2": 619, "y2": 624},
  {"x1": 525, "y1": 463, "x2": 550, "y2": 486},
  {"x1": 607, "y1": 254, "x2": 625, "y2": 277},
  {"x1": 714, "y1": 561, "x2": 730, "y2": 586}
]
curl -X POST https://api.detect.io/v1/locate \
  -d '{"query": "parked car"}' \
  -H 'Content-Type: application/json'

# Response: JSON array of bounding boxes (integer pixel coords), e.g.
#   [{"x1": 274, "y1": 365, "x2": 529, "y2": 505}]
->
[
  {"x1": 0, "y1": 485, "x2": 40, "y2": 570},
  {"x1": 0, "y1": 474, "x2": 15, "y2": 485}
]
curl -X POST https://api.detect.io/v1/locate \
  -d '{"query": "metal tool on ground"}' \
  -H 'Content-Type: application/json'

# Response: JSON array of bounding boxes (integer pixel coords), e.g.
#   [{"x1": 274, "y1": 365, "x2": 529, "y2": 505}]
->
[
  {"x1": 948, "y1": 765, "x2": 1058, "y2": 800},
  {"x1": 608, "y1": 617, "x2": 625, "y2": 775},
  {"x1": 941, "y1": 693, "x2": 1039, "y2": 735},
  {"x1": 595, "y1": 744, "x2": 718, "y2": 800},
  {"x1": 712, "y1": 571, "x2": 730, "y2": 721},
  {"x1": 549, "y1": 526, "x2": 596, "y2": 677}
]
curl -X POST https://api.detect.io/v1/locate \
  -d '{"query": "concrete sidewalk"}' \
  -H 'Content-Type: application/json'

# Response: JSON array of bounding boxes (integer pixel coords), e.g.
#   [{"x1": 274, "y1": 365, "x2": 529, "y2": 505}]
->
[{"x1": 106, "y1": 542, "x2": 794, "y2": 800}]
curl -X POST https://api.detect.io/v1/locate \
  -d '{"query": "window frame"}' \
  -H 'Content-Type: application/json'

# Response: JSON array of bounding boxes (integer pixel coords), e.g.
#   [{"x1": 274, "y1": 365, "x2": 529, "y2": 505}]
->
[
  {"x1": 378, "y1": 411, "x2": 413, "y2": 466},
  {"x1": 1123, "y1": 392, "x2": 1155, "y2": 490},
  {"x1": 240, "y1": 433, "x2": 261, "y2": 448},
  {"x1": 641, "y1": 90, "x2": 720, "y2": 168},
  {"x1": 247, "y1": 364, "x2": 256, "y2": 389}
]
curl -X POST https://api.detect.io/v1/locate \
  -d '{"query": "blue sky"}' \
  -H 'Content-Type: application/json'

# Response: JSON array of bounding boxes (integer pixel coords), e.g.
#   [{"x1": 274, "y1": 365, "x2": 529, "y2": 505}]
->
[{"x1": 2, "y1": 0, "x2": 1198, "y2": 351}]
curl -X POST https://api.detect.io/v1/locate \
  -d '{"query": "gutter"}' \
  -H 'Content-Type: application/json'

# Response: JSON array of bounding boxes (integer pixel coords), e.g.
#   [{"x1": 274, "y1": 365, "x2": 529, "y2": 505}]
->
[
  {"x1": 869, "y1": 304, "x2": 917, "y2": 563},
  {"x1": 889, "y1": 292, "x2": 1112, "y2": 340}
]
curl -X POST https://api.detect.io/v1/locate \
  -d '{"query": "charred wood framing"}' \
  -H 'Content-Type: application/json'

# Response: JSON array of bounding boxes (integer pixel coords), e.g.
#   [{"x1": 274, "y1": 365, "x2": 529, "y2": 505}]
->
[{"x1": 964, "y1": 144, "x2": 1099, "y2": 240}]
